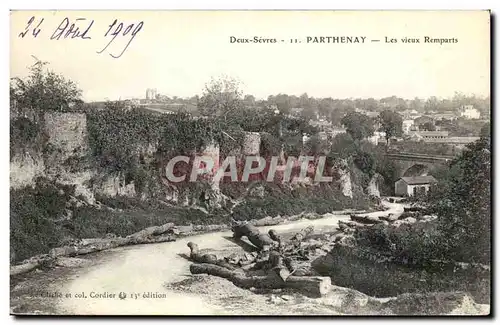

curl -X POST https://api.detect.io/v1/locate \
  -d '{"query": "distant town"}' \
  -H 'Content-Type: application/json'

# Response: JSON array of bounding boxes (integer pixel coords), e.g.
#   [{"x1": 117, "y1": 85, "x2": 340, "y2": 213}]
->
[{"x1": 86, "y1": 88, "x2": 490, "y2": 152}]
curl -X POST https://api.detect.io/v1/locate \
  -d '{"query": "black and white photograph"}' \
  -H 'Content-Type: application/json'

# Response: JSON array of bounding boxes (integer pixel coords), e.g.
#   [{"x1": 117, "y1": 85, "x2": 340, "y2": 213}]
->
[{"x1": 8, "y1": 10, "x2": 491, "y2": 316}]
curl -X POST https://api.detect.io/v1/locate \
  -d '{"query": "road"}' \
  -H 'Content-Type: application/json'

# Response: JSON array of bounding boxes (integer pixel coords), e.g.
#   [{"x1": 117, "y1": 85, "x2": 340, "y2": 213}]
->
[{"x1": 57, "y1": 201, "x2": 404, "y2": 315}]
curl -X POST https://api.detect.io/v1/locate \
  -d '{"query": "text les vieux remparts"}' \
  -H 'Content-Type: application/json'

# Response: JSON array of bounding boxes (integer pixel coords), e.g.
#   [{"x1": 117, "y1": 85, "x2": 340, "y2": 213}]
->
[{"x1": 18, "y1": 16, "x2": 144, "y2": 59}]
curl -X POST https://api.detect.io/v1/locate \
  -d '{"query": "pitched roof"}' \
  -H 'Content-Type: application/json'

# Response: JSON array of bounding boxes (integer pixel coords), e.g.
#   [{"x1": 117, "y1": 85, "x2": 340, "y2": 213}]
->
[{"x1": 400, "y1": 176, "x2": 438, "y2": 185}]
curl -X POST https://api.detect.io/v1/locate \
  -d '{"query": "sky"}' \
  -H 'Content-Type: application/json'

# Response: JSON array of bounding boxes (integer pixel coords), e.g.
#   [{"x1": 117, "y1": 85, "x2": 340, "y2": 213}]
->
[{"x1": 10, "y1": 10, "x2": 490, "y2": 102}]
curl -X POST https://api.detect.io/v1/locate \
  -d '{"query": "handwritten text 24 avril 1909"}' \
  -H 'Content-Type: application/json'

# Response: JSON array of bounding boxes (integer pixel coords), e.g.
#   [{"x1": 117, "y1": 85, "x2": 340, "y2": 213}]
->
[{"x1": 18, "y1": 16, "x2": 144, "y2": 59}]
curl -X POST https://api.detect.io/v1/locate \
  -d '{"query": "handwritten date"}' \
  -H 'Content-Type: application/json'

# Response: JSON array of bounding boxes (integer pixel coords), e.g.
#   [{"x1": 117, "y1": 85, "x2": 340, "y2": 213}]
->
[
  {"x1": 97, "y1": 19, "x2": 144, "y2": 59},
  {"x1": 51, "y1": 18, "x2": 93, "y2": 40},
  {"x1": 18, "y1": 16, "x2": 144, "y2": 59},
  {"x1": 18, "y1": 16, "x2": 44, "y2": 38}
]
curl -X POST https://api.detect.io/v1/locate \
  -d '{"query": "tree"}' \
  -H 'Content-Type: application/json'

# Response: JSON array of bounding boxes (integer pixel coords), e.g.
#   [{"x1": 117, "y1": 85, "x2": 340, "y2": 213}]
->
[
  {"x1": 480, "y1": 122, "x2": 490, "y2": 139},
  {"x1": 328, "y1": 108, "x2": 346, "y2": 126},
  {"x1": 424, "y1": 96, "x2": 439, "y2": 113},
  {"x1": 243, "y1": 94, "x2": 256, "y2": 106},
  {"x1": 267, "y1": 94, "x2": 293, "y2": 115},
  {"x1": 378, "y1": 110, "x2": 403, "y2": 145},
  {"x1": 303, "y1": 134, "x2": 327, "y2": 156},
  {"x1": 409, "y1": 97, "x2": 423, "y2": 112},
  {"x1": 299, "y1": 93, "x2": 311, "y2": 109},
  {"x1": 317, "y1": 98, "x2": 333, "y2": 117},
  {"x1": 420, "y1": 121, "x2": 436, "y2": 131},
  {"x1": 197, "y1": 76, "x2": 244, "y2": 121},
  {"x1": 330, "y1": 133, "x2": 357, "y2": 158},
  {"x1": 10, "y1": 59, "x2": 83, "y2": 116},
  {"x1": 341, "y1": 112, "x2": 375, "y2": 141},
  {"x1": 300, "y1": 106, "x2": 317, "y2": 121},
  {"x1": 428, "y1": 137, "x2": 491, "y2": 263},
  {"x1": 104, "y1": 100, "x2": 127, "y2": 110},
  {"x1": 364, "y1": 98, "x2": 378, "y2": 111},
  {"x1": 354, "y1": 150, "x2": 375, "y2": 177}
]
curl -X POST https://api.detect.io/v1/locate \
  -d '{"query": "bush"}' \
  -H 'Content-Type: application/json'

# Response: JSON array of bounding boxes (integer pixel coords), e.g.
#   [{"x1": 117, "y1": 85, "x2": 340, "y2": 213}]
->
[
  {"x1": 230, "y1": 182, "x2": 366, "y2": 221},
  {"x1": 10, "y1": 178, "x2": 75, "y2": 261},
  {"x1": 354, "y1": 221, "x2": 444, "y2": 266},
  {"x1": 10, "y1": 179, "x2": 230, "y2": 262},
  {"x1": 353, "y1": 150, "x2": 375, "y2": 177},
  {"x1": 355, "y1": 137, "x2": 491, "y2": 266},
  {"x1": 430, "y1": 138, "x2": 491, "y2": 264},
  {"x1": 10, "y1": 117, "x2": 45, "y2": 158},
  {"x1": 68, "y1": 204, "x2": 220, "y2": 239}
]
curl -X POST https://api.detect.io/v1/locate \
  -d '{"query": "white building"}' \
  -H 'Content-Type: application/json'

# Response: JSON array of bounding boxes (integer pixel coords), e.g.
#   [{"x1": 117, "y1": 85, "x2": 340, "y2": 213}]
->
[
  {"x1": 365, "y1": 131, "x2": 387, "y2": 145},
  {"x1": 354, "y1": 108, "x2": 379, "y2": 118},
  {"x1": 330, "y1": 128, "x2": 347, "y2": 137},
  {"x1": 401, "y1": 109, "x2": 421, "y2": 120},
  {"x1": 395, "y1": 176, "x2": 437, "y2": 197},
  {"x1": 407, "y1": 130, "x2": 449, "y2": 142},
  {"x1": 366, "y1": 135, "x2": 379, "y2": 145},
  {"x1": 302, "y1": 133, "x2": 310, "y2": 145},
  {"x1": 402, "y1": 120, "x2": 415, "y2": 134},
  {"x1": 460, "y1": 105, "x2": 481, "y2": 119},
  {"x1": 145, "y1": 88, "x2": 158, "y2": 100}
]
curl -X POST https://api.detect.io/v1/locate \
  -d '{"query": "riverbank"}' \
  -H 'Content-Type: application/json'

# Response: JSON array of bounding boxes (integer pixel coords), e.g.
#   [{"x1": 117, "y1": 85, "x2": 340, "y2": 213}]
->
[
  {"x1": 10, "y1": 204, "x2": 374, "y2": 277},
  {"x1": 10, "y1": 201, "x2": 489, "y2": 315},
  {"x1": 12, "y1": 203, "x2": 390, "y2": 315},
  {"x1": 10, "y1": 202, "x2": 394, "y2": 315},
  {"x1": 10, "y1": 178, "x2": 375, "y2": 263}
]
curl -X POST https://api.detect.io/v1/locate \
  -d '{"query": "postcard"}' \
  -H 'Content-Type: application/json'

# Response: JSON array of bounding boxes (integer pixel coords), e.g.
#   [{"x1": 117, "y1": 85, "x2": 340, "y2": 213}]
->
[{"x1": 9, "y1": 10, "x2": 491, "y2": 316}]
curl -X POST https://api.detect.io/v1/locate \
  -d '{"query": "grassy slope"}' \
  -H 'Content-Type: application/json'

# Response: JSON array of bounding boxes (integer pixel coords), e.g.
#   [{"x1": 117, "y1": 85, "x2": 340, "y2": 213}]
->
[{"x1": 11, "y1": 179, "x2": 373, "y2": 263}]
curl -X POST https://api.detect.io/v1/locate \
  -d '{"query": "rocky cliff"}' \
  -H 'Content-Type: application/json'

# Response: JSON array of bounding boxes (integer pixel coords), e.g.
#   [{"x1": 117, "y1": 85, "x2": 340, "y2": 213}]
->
[{"x1": 10, "y1": 111, "x2": 378, "y2": 262}]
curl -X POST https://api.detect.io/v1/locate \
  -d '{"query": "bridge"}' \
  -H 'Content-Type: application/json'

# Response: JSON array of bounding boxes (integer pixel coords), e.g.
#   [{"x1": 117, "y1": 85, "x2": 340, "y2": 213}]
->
[{"x1": 385, "y1": 152, "x2": 456, "y2": 178}]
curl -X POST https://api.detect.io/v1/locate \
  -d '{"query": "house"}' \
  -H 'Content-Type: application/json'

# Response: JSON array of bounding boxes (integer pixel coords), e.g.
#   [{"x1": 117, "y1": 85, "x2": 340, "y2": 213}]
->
[
  {"x1": 460, "y1": 105, "x2": 481, "y2": 119},
  {"x1": 290, "y1": 107, "x2": 304, "y2": 116},
  {"x1": 318, "y1": 131, "x2": 328, "y2": 141},
  {"x1": 414, "y1": 115, "x2": 434, "y2": 126},
  {"x1": 268, "y1": 104, "x2": 278, "y2": 112},
  {"x1": 355, "y1": 108, "x2": 379, "y2": 118},
  {"x1": 401, "y1": 109, "x2": 421, "y2": 120},
  {"x1": 409, "y1": 109, "x2": 419, "y2": 116},
  {"x1": 329, "y1": 127, "x2": 347, "y2": 137},
  {"x1": 425, "y1": 136, "x2": 480, "y2": 146},
  {"x1": 395, "y1": 176, "x2": 437, "y2": 196},
  {"x1": 407, "y1": 132, "x2": 423, "y2": 142},
  {"x1": 433, "y1": 112, "x2": 458, "y2": 121},
  {"x1": 302, "y1": 133, "x2": 310, "y2": 145},
  {"x1": 364, "y1": 131, "x2": 387, "y2": 145},
  {"x1": 407, "y1": 130, "x2": 449, "y2": 141},
  {"x1": 371, "y1": 131, "x2": 387, "y2": 145},
  {"x1": 402, "y1": 119, "x2": 415, "y2": 134},
  {"x1": 309, "y1": 119, "x2": 333, "y2": 130},
  {"x1": 366, "y1": 134, "x2": 379, "y2": 145}
]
